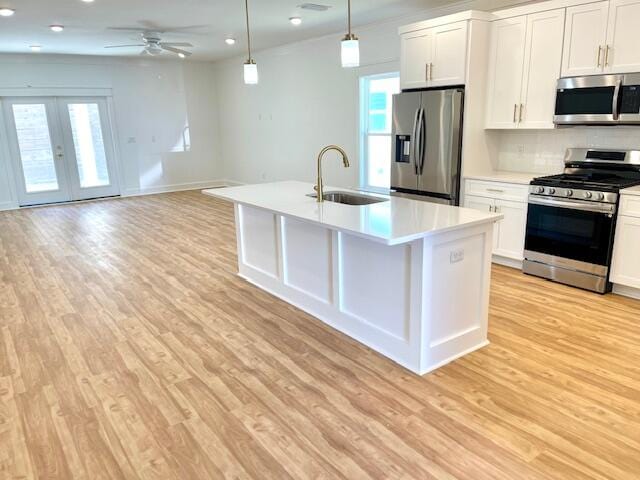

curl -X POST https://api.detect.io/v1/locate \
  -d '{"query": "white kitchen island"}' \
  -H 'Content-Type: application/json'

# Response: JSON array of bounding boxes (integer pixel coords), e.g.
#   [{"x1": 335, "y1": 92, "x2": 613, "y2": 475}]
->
[{"x1": 203, "y1": 181, "x2": 502, "y2": 375}]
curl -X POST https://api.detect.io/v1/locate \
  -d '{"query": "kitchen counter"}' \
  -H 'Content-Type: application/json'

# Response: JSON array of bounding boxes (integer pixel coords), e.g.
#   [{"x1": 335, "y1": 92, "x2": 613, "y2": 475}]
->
[
  {"x1": 464, "y1": 171, "x2": 539, "y2": 185},
  {"x1": 203, "y1": 181, "x2": 501, "y2": 245},
  {"x1": 621, "y1": 185, "x2": 640, "y2": 196},
  {"x1": 202, "y1": 181, "x2": 501, "y2": 375}
]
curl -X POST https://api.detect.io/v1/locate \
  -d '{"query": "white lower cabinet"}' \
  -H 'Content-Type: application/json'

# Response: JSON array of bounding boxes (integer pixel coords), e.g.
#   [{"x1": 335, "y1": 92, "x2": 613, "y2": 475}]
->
[
  {"x1": 464, "y1": 180, "x2": 529, "y2": 262},
  {"x1": 611, "y1": 195, "x2": 640, "y2": 289}
]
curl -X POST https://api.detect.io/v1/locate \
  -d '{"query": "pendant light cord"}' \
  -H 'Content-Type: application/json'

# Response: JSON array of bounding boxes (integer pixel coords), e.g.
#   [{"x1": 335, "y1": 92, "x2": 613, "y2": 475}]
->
[
  {"x1": 245, "y1": 0, "x2": 252, "y2": 61},
  {"x1": 347, "y1": 0, "x2": 352, "y2": 36}
]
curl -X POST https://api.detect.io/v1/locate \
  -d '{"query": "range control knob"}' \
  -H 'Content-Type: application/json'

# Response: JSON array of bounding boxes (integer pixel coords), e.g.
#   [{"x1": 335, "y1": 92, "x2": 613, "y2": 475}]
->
[
  {"x1": 583, "y1": 191, "x2": 593, "y2": 199},
  {"x1": 565, "y1": 189, "x2": 574, "y2": 197},
  {"x1": 535, "y1": 186, "x2": 545, "y2": 194},
  {"x1": 548, "y1": 188, "x2": 556, "y2": 195},
  {"x1": 596, "y1": 192, "x2": 605, "y2": 201}
]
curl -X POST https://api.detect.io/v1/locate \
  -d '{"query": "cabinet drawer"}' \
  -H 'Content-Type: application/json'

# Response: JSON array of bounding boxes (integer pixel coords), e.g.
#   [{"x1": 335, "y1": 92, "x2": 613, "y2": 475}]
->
[
  {"x1": 465, "y1": 180, "x2": 529, "y2": 202},
  {"x1": 619, "y1": 194, "x2": 640, "y2": 218}
]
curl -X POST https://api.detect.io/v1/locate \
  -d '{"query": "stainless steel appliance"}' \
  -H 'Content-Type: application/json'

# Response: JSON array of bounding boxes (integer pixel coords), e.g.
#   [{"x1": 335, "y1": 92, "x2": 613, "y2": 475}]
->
[
  {"x1": 391, "y1": 88, "x2": 464, "y2": 205},
  {"x1": 554, "y1": 73, "x2": 640, "y2": 125},
  {"x1": 524, "y1": 148, "x2": 640, "y2": 293}
]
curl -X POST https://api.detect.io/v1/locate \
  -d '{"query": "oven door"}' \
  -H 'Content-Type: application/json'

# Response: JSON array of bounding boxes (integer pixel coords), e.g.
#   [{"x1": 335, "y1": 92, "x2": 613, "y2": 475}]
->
[
  {"x1": 554, "y1": 75, "x2": 622, "y2": 125},
  {"x1": 524, "y1": 196, "x2": 617, "y2": 274}
]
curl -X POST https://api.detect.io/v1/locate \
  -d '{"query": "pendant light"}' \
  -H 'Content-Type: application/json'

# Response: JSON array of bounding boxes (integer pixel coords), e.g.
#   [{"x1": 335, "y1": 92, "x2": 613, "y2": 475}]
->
[
  {"x1": 243, "y1": 0, "x2": 258, "y2": 84},
  {"x1": 341, "y1": 0, "x2": 359, "y2": 68}
]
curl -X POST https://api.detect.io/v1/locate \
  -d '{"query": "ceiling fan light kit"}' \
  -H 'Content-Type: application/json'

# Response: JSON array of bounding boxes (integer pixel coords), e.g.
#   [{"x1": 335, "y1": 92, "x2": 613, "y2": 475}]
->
[
  {"x1": 243, "y1": 0, "x2": 258, "y2": 85},
  {"x1": 341, "y1": 0, "x2": 359, "y2": 68},
  {"x1": 105, "y1": 31, "x2": 193, "y2": 58}
]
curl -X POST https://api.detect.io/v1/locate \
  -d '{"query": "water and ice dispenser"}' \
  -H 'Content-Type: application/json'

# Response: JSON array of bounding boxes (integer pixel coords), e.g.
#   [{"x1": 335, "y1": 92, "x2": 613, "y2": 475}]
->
[{"x1": 395, "y1": 135, "x2": 411, "y2": 163}]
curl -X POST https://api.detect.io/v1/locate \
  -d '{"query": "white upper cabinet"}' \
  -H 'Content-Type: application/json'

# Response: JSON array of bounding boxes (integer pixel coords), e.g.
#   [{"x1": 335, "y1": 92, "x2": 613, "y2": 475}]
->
[
  {"x1": 430, "y1": 22, "x2": 469, "y2": 87},
  {"x1": 485, "y1": 10, "x2": 564, "y2": 129},
  {"x1": 401, "y1": 30, "x2": 433, "y2": 90},
  {"x1": 485, "y1": 17, "x2": 527, "y2": 128},
  {"x1": 604, "y1": 0, "x2": 640, "y2": 73},
  {"x1": 562, "y1": 2, "x2": 609, "y2": 76},
  {"x1": 519, "y1": 10, "x2": 565, "y2": 128},
  {"x1": 400, "y1": 21, "x2": 467, "y2": 90}
]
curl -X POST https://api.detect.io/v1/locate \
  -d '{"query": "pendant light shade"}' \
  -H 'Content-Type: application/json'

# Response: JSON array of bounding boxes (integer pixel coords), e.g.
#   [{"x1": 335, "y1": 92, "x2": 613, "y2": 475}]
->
[
  {"x1": 243, "y1": 0, "x2": 258, "y2": 84},
  {"x1": 244, "y1": 60, "x2": 259, "y2": 84},
  {"x1": 341, "y1": 0, "x2": 359, "y2": 68}
]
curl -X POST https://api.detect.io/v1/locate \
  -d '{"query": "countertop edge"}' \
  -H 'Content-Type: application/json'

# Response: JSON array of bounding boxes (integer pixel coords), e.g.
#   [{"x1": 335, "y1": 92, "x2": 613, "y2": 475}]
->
[{"x1": 202, "y1": 188, "x2": 503, "y2": 246}]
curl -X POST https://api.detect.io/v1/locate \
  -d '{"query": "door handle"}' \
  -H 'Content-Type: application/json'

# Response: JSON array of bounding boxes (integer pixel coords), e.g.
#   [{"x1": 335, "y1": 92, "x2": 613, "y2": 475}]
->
[
  {"x1": 519, "y1": 104, "x2": 524, "y2": 123},
  {"x1": 597, "y1": 45, "x2": 602, "y2": 67}
]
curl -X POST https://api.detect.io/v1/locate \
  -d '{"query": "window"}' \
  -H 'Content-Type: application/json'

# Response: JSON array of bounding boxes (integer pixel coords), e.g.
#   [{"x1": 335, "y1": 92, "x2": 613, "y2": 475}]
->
[{"x1": 360, "y1": 72, "x2": 400, "y2": 191}]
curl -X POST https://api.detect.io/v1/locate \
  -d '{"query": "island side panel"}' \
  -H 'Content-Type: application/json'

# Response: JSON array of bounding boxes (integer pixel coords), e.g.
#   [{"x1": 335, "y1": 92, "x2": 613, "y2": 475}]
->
[
  {"x1": 234, "y1": 204, "x2": 424, "y2": 373},
  {"x1": 419, "y1": 222, "x2": 494, "y2": 374}
]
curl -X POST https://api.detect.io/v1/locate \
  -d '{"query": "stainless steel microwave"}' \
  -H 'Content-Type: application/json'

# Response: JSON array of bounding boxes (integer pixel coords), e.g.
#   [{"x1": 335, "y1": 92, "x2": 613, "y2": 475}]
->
[{"x1": 554, "y1": 73, "x2": 640, "y2": 125}]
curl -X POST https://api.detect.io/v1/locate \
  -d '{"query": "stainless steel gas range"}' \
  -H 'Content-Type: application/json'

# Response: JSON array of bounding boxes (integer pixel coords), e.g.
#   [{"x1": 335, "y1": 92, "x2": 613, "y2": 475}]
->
[{"x1": 523, "y1": 148, "x2": 640, "y2": 293}]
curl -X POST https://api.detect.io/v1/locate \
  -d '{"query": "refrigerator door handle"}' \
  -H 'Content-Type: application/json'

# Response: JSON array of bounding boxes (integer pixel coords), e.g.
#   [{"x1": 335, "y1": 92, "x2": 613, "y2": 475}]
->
[
  {"x1": 417, "y1": 108, "x2": 426, "y2": 175},
  {"x1": 411, "y1": 108, "x2": 421, "y2": 175}
]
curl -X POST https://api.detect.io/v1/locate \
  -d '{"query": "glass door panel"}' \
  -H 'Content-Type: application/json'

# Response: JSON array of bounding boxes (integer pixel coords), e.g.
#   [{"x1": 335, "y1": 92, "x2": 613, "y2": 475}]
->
[
  {"x1": 3, "y1": 98, "x2": 70, "y2": 206},
  {"x1": 59, "y1": 98, "x2": 119, "y2": 201}
]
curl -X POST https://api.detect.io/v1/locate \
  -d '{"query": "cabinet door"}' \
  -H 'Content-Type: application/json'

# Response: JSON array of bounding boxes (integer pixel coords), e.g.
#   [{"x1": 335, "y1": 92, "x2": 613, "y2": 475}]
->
[
  {"x1": 604, "y1": 0, "x2": 640, "y2": 73},
  {"x1": 610, "y1": 215, "x2": 640, "y2": 288},
  {"x1": 485, "y1": 17, "x2": 527, "y2": 129},
  {"x1": 561, "y1": 2, "x2": 609, "y2": 77},
  {"x1": 464, "y1": 195, "x2": 499, "y2": 251},
  {"x1": 401, "y1": 30, "x2": 433, "y2": 90},
  {"x1": 519, "y1": 9, "x2": 565, "y2": 129},
  {"x1": 429, "y1": 21, "x2": 468, "y2": 87},
  {"x1": 494, "y1": 199, "x2": 527, "y2": 260}
]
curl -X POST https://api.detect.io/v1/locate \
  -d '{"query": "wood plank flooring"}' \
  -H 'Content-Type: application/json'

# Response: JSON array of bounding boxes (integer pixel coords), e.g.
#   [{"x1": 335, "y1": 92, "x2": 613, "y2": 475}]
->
[{"x1": 1, "y1": 190, "x2": 639, "y2": 479}]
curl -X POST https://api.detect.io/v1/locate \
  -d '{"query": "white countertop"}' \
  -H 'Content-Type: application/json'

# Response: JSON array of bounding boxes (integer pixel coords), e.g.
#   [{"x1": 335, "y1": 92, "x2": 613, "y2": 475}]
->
[
  {"x1": 203, "y1": 181, "x2": 502, "y2": 246},
  {"x1": 464, "y1": 171, "x2": 539, "y2": 185},
  {"x1": 621, "y1": 185, "x2": 640, "y2": 196}
]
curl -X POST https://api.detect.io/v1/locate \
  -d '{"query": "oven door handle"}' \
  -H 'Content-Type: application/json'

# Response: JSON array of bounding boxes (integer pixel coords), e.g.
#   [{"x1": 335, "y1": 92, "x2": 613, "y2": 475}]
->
[{"x1": 528, "y1": 195, "x2": 617, "y2": 214}]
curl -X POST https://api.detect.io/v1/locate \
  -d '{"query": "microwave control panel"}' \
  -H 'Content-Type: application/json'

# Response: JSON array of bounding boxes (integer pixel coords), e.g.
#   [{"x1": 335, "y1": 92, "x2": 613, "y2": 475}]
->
[{"x1": 621, "y1": 86, "x2": 640, "y2": 114}]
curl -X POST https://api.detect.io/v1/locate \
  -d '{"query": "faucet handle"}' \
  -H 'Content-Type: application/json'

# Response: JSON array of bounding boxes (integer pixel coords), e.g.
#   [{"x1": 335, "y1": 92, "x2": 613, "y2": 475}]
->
[{"x1": 313, "y1": 184, "x2": 318, "y2": 192}]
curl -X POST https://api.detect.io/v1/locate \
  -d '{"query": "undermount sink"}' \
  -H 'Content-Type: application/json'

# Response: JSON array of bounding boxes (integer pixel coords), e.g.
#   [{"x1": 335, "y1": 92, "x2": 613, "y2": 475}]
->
[{"x1": 307, "y1": 190, "x2": 389, "y2": 206}]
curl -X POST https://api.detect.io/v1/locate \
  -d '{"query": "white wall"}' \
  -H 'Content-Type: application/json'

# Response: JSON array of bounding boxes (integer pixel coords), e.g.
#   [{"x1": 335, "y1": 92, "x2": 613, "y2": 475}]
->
[
  {"x1": 0, "y1": 54, "x2": 222, "y2": 209},
  {"x1": 213, "y1": 4, "x2": 477, "y2": 189}
]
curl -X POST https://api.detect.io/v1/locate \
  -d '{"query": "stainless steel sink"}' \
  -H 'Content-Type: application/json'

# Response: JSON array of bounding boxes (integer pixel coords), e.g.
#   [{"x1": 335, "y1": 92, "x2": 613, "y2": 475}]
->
[{"x1": 307, "y1": 190, "x2": 388, "y2": 206}]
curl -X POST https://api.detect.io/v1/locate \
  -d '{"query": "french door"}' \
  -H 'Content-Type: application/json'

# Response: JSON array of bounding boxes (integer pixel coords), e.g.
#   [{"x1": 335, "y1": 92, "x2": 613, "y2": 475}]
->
[{"x1": 2, "y1": 97, "x2": 119, "y2": 206}]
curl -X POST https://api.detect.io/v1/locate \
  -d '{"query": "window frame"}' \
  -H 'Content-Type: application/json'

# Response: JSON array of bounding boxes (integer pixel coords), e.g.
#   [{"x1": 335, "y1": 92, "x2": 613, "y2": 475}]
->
[{"x1": 359, "y1": 71, "x2": 400, "y2": 194}]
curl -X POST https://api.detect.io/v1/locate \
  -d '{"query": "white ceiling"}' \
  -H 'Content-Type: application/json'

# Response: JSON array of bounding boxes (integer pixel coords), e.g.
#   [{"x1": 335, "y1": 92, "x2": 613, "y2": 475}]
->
[{"x1": 0, "y1": 0, "x2": 463, "y2": 61}]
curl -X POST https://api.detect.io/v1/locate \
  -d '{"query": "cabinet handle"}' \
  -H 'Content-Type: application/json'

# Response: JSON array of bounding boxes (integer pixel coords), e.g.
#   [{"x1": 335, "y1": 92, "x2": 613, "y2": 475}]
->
[
  {"x1": 489, "y1": 205, "x2": 494, "y2": 212},
  {"x1": 495, "y1": 206, "x2": 500, "y2": 214},
  {"x1": 513, "y1": 104, "x2": 517, "y2": 123},
  {"x1": 487, "y1": 188, "x2": 505, "y2": 193},
  {"x1": 519, "y1": 104, "x2": 524, "y2": 123},
  {"x1": 605, "y1": 45, "x2": 611, "y2": 66},
  {"x1": 429, "y1": 62, "x2": 434, "y2": 80},
  {"x1": 597, "y1": 45, "x2": 602, "y2": 67}
]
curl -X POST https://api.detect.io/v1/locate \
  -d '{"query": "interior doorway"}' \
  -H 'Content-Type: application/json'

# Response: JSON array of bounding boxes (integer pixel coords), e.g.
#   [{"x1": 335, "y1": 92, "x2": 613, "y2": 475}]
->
[{"x1": 2, "y1": 96, "x2": 120, "y2": 207}]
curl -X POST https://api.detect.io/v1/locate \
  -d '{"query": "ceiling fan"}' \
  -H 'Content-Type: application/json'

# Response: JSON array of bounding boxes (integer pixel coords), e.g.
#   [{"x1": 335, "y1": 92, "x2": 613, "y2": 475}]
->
[{"x1": 105, "y1": 31, "x2": 193, "y2": 57}]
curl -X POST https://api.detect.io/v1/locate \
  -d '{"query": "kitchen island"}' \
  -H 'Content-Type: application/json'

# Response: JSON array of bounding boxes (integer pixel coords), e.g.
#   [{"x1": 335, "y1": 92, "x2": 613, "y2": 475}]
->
[{"x1": 203, "y1": 181, "x2": 502, "y2": 375}]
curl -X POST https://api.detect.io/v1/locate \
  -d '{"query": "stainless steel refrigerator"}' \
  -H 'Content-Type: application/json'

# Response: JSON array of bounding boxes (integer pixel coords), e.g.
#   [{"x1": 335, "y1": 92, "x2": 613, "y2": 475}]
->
[{"x1": 390, "y1": 88, "x2": 464, "y2": 205}]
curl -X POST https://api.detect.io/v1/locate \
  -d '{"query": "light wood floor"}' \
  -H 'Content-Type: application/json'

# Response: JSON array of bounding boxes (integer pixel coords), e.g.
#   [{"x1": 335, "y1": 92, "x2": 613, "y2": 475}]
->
[{"x1": 1, "y1": 191, "x2": 639, "y2": 480}]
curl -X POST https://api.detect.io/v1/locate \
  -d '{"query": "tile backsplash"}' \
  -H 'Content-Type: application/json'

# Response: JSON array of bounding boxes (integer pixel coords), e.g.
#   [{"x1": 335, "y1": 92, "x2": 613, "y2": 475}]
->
[{"x1": 493, "y1": 128, "x2": 640, "y2": 174}]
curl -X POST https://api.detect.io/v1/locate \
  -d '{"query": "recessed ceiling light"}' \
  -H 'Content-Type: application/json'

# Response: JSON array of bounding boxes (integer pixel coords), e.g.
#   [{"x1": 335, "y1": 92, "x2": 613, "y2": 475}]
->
[
  {"x1": 178, "y1": 52, "x2": 186, "y2": 58},
  {"x1": 30, "y1": 45, "x2": 42, "y2": 52},
  {"x1": 225, "y1": 37, "x2": 236, "y2": 45},
  {"x1": 81, "y1": 0, "x2": 95, "y2": 2},
  {"x1": 50, "y1": 24, "x2": 64, "y2": 32},
  {"x1": 289, "y1": 17, "x2": 302, "y2": 26},
  {"x1": 0, "y1": 7, "x2": 15, "y2": 16}
]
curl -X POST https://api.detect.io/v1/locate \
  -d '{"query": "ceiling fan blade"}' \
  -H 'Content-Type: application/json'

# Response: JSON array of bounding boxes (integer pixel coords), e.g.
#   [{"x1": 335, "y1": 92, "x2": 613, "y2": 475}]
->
[
  {"x1": 161, "y1": 45, "x2": 192, "y2": 56},
  {"x1": 105, "y1": 44, "x2": 146, "y2": 49},
  {"x1": 160, "y1": 42, "x2": 193, "y2": 47},
  {"x1": 108, "y1": 27, "x2": 148, "y2": 32}
]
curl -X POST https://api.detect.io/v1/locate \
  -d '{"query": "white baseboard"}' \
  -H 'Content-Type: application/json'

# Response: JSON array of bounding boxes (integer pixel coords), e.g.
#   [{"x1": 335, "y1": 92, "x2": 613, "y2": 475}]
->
[
  {"x1": 492, "y1": 255, "x2": 523, "y2": 270},
  {"x1": 123, "y1": 179, "x2": 232, "y2": 197},
  {"x1": 0, "y1": 201, "x2": 18, "y2": 212},
  {"x1": 613, "y1": 284, "x2": 640, "y2": 300}
]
